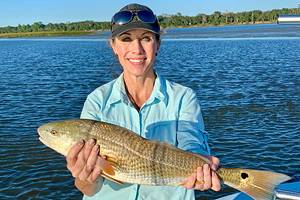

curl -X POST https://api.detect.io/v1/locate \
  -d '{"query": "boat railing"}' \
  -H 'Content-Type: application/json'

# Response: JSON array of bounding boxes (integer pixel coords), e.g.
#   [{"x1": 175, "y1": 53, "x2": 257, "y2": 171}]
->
[{"x1": 274, "y1": 189, "x2": 300, "y2": 200}]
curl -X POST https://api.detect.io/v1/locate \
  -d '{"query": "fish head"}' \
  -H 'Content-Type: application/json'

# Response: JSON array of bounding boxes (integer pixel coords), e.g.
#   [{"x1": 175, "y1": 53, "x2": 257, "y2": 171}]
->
[{"x1": 37, "y1": 119, "x2": 95, "y2": 156}]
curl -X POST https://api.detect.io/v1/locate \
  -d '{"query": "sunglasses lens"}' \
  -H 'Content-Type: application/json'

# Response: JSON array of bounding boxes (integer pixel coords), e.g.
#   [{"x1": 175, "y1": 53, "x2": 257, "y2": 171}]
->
[
  {"x1": 112, "y1": 11, "x2": 133, "y2": 25},
  {"x1": 137, "y1": 10, "x2": 156, "y2": 23}
]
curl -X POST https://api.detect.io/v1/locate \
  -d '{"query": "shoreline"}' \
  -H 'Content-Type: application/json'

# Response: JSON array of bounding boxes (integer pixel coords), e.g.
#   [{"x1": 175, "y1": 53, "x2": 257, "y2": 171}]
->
[
  {"x1": 0, "y1": 30, "x2": 97, "y2": 38},
  {"x1": 163, "y1": 21, "x2": 274, "y2": 29},
  {"x1": 0, "y1": 22, "x2": 275, "y2": 38}
]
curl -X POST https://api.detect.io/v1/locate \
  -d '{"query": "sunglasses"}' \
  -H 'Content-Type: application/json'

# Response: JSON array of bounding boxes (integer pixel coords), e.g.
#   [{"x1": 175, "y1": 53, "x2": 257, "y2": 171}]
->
[{"x1": 111, "y1": 10, "x2": 157, "y2": 26}]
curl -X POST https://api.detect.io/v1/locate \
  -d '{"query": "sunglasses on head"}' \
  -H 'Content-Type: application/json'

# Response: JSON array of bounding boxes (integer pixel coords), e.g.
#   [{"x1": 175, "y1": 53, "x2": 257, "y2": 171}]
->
[{"x1": 111, "y1": 10, "x2": 157, "y2": 26}]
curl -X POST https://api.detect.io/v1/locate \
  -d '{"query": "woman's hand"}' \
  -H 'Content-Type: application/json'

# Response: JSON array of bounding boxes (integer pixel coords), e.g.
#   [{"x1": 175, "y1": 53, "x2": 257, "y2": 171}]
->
[
  {"x1": 181, "y1": 156, "x2": 221, "y2": 191},
  {"x1": 66, "y1": 139, "x2": 104, "y2": 183}
]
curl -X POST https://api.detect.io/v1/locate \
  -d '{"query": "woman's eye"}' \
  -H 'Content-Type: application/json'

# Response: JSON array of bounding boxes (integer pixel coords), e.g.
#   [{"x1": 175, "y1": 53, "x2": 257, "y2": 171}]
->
[
  {"x1": 142, "y1": 36, "x2": 151, "y2": 42},
  {"x1": 120, "y1": 37, "x2": 132, "y2": 42}
]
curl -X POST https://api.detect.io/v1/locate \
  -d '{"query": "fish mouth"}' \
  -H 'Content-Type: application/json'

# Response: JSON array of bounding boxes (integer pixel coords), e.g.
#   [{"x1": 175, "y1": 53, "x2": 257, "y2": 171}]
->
[
  {"x1": 37, "y1": 126, "x2": 46, "y2": 145},
  {"x1": 38, "y1": 130, "x2": 51, "y2": 148},
  {"x1": 39, "y1": 136, "x2": 49, "y2": 147},
  {"x1": 39, "y1": 136, "x2": 44, "y2": 143}
]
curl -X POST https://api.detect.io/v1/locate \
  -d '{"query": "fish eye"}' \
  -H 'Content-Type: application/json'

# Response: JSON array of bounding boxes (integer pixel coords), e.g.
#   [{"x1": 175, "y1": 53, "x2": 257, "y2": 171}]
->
[
  {"x1": 50, "y1": 130, "x2": 58, "y2": 136},
  {"x1": 241, "y1": 172, "x2": 249, "y2": 179}
]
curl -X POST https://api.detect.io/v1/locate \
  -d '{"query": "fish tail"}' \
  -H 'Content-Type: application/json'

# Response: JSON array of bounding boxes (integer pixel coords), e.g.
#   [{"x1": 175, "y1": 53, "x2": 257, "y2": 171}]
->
[{"x1": 218, "y1": 168, "x2": 291, "y2": 200}]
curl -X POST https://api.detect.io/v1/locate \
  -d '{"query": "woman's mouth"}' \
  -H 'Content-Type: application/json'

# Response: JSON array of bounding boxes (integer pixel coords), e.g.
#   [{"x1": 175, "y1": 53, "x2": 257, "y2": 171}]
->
[{"x1": 128, "y1": 58, "x2": 146, "y2": 64}]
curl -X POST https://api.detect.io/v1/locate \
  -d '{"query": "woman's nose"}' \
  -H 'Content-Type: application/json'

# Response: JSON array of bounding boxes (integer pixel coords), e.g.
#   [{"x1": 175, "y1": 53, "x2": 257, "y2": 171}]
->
[{"x1": 130, "y1": 39, "x2": 145, "y2": 54}]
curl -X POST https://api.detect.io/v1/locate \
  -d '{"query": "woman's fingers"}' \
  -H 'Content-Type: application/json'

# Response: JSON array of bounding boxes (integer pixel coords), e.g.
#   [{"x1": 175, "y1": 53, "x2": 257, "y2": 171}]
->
[
  {"x1": 203, "y1": 164, "x2": 212, "y2": 190},
  {"x1": 210, "y1": 156, "x2": 220, "y2": 171},
  {"x1": 69, "y1": 139, "x2": 96, "y2": 178},
  {"x1": 209, "y1": 156, "x2": 221, "y2": 191},
  {"x1": 78, "y1": 144, "x2": 100, "y2": 181},
  {"x1": 66, "y1": 140, "x2": 84, "y2": 170},
  {"x1": 89, "y1": 157, "x2": 104, "y2": 183},
  {"x1": 71, "y1": 148, "x2": 86, "y2": 177},
  {"x1": 194, "y1": 166, "x2": 204, "y2": 190},
  {"x1": 65, "y1": 139, "x2": 105, "y2": 185},
  {"x1": 86, "y1": 144, "x2": 100, "y2": 172},
  {"x1": 211, "y1": 171, "x2": 221, "y2": 191},
  {"x1": 184, "y1": 156, "x2": 222, "y2": 192},
  {"x1": 83, "y1": 139, "x2": 95, "y2": 160}
]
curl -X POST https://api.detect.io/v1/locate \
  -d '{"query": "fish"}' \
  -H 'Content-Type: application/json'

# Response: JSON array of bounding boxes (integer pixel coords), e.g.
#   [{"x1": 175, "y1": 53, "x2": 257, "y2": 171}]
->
[{"x1": 37, "y1": 119, "x2": 291, "y2": 200}]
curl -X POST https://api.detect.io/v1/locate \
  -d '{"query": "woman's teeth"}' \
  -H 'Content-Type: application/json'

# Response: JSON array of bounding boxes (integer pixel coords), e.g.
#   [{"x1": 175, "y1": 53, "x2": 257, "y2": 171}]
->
[{"x1": 129, "y1": 59, "x2": 144, "y2": 63}]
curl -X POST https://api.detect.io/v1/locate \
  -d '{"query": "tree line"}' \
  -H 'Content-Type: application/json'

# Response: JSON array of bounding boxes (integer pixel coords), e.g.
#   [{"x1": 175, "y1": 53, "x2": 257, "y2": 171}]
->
[
  {"x1": 1, "y1": 7, "x2": 300, "y2": 34},
  {"x1": 158, "y1": 8, "x2": 300, "y2": 28},
  {"x1": 0, "y1": 21, "x2": 110, "y2": 34}
]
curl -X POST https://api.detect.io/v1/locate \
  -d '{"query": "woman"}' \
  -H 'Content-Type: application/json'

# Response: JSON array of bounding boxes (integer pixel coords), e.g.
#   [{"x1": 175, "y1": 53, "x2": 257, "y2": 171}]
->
[{"x1": 66, "y1": 3, "x2": 221, "y2": 200}]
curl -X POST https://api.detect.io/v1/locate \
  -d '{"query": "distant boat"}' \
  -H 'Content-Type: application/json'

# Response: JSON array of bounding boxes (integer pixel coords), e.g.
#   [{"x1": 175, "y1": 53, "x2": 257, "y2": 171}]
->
[{"x1": 277, "y1": 14, "x2": 300, "y2": 24}]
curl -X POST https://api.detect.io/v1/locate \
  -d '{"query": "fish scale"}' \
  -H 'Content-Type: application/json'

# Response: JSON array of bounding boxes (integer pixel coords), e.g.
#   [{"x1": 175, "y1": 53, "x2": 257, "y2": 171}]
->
[
  {"x1": 38, "y1": 119, "x2": 291, "y2": 200},
  {"x1": 91, "y1": 122, "x2": 202, "y2": 185}
]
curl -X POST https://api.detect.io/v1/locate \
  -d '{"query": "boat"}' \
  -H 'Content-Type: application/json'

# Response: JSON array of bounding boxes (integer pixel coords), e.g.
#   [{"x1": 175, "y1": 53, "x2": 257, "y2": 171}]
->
[
  {"x1": 216, "y1": 180, "x2": 300, "y2": 200},
  {"x1": 277, "y1": 14, "x2": 300, "y2": 24}
]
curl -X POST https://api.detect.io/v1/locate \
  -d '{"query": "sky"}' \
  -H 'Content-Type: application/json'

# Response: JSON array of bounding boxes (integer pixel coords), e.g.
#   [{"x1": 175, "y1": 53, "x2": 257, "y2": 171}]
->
[{"x1": 0, "y1": 0, "x2": 299, "y2": 27}]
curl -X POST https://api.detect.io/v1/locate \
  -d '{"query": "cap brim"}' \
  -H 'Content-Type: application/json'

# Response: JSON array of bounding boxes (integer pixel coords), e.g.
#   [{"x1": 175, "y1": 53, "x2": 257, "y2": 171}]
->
[{"x1": 111, "y1": 21, "x2": 160, "y2": 38}]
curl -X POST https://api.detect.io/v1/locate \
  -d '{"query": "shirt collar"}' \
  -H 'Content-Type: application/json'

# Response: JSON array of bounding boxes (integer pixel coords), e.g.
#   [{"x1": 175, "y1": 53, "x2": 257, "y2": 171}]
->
[
  {"x1": 107, "y1": 72, "x2": 168, "y2": 107},
  {"x1": 107, "y1": 73, "x2": 127, "y2": 105},
  {"x1": 149, "y1": 73, "x2": 168, "y2": 106}
]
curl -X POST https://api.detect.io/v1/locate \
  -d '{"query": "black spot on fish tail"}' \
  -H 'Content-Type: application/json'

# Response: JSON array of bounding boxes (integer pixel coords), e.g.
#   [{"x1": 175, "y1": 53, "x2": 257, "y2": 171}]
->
[{"x1": 241, "y1": 172, "x2": 249, "y2": 179}]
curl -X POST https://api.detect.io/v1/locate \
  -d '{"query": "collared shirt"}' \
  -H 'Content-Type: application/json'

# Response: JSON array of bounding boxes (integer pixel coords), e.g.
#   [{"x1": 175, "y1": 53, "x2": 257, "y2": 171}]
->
[{"x1": 81, "y1": 73, "x2": 210, "y2": 200}]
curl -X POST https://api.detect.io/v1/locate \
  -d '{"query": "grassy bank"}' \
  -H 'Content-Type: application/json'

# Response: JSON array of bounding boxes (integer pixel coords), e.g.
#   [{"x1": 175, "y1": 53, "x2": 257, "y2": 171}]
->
[{"x1": 0, "y1": 30, "x2": 97, "y2": 38}]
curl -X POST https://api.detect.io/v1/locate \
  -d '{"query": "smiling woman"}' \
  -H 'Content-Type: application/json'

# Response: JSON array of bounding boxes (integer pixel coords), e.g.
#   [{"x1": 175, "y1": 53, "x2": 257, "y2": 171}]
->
[{"x1": 63, "y1": 3, "x2": 221, "y2": 200}]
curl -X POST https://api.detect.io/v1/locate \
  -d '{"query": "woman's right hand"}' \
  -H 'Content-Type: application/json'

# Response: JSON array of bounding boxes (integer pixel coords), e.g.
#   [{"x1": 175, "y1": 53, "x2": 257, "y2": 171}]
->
[{"x1": 66, "y1": 139, "x2": 104, "y2": 184}]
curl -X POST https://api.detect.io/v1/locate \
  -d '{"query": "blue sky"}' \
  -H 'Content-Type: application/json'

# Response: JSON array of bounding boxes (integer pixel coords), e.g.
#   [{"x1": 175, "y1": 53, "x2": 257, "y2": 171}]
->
[{"x1": 0, "y1": 0, "x2": 299, "y2": 27}]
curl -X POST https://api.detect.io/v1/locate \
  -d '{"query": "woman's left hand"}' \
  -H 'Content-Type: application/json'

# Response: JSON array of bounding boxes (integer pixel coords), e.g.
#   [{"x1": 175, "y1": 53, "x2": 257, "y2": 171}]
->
[{"x1": 180, "y1": 156, "x2": 221, "y2": 191}]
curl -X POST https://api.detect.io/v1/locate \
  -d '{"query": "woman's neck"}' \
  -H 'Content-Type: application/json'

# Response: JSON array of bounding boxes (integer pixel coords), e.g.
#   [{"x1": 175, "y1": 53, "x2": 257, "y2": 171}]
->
[{"x1": 123, "y1": 72, "x2": 156, "y2": 111}]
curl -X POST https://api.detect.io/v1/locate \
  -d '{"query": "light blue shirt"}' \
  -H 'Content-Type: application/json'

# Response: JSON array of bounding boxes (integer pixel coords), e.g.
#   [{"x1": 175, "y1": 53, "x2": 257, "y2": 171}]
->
[{"x1": 80, "y1": 73, "x2": 210, "y2": 200}]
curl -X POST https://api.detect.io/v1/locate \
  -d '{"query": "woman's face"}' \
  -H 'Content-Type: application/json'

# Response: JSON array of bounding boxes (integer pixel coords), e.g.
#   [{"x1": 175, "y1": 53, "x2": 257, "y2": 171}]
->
[{"x1": 110, "y1": 29, "x2": 160, "y2": 78}]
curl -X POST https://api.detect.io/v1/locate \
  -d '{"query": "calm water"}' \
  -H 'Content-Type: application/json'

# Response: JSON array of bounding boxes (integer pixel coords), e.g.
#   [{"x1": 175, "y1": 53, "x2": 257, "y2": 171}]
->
[{"x1": 0, "y1": 24, "x2": 300, "y2": 199}]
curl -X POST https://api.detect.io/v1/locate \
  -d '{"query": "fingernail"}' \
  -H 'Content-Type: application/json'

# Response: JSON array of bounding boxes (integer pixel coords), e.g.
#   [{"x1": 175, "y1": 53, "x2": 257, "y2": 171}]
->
[
  {"x1": 94, "y1": 145, "x2": 99, "y2": 151},
  {"x1": 78, "y1": 139, "x2": 84, "y2": 145},
  {"x1": 204, "y1": 164, "x2": 209, "y2": 170},
  {"x1": 211, "y1": 164, "x2": 217, "y2": 171},
  {"x1": 88, "y1": 139, "x2": 95, "y2": 145}
]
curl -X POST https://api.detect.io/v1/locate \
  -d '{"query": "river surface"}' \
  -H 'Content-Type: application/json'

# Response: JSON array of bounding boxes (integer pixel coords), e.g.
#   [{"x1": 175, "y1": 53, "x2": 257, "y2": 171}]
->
[{"x1": 0, "y1": 24, "x2": 299, "y2": 199}]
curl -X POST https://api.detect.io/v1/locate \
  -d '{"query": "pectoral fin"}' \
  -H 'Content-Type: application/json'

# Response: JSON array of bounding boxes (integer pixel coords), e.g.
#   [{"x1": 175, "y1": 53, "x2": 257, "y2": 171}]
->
[
  {"x1": 106, "y1": 156, "x2": 119, "y2": 168},
  {"x1": 99, "y1": 156, "x2": 115, "y2": 176},
  {"x1": 100, "y1": 155, "x2": 123, "y2": 184}
]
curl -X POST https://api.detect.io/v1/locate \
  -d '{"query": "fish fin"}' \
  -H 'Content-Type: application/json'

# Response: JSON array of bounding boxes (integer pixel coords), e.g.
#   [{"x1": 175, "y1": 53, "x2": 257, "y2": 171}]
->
[
  {"x1": 105, "y1": 156, "x2": 119, "y2": 168},
  {"x1": 99, "y1": 157, "x2": 115, "y2": 176},
  {"x1": 102, "y1": 173, "x2": 124, "y2": 185},
  {"x1": 219, "y1": 168, "x2": 291, "y2": 200},
  {"x1": 100, "y1": 155, "x2": 123, "y2": 184}
]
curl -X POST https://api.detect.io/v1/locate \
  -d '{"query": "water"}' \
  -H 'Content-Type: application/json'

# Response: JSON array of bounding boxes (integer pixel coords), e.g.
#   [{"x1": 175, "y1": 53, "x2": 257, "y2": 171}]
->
[{"x1": 0, "y1": 24, "x2": 299, "y2": 199}]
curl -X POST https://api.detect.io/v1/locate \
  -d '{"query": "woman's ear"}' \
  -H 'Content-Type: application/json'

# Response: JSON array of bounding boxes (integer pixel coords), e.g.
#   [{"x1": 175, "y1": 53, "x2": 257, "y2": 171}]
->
[
  {"x1": 156, "y1": 39, "x2": 161, "y2": 56},
  {"x1": 109, "y1": 39, "x2": 117, "y2": 56}
]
